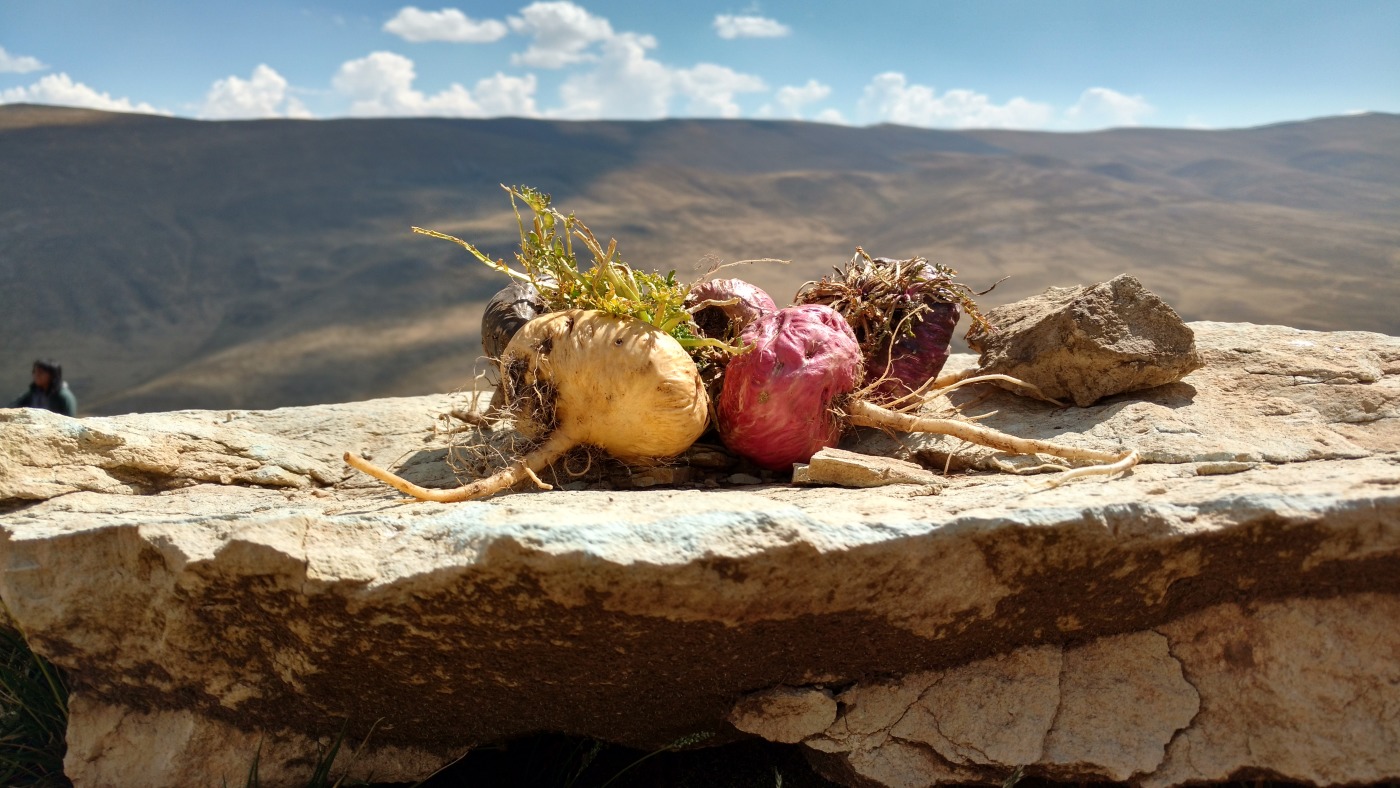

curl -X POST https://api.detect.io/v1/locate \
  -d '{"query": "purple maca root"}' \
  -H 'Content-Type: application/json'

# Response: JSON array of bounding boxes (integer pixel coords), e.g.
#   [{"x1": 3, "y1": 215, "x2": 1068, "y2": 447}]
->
[
  {"x1": 867, "y1": 299, "x2": 960, "y2": 400},
  {"x1": 717, "y1": 304, "x2": 862, "y2": 470},
  {"x1": 797, "y1": 248, "x2": 995, "y2": 402},
  {"x1": 686, "y1": 277, "x2": 778, "y2": 341}
]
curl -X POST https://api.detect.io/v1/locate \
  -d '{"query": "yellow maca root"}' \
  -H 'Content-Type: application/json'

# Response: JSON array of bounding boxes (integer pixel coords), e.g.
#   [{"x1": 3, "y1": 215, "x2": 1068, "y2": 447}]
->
[{"x1": 345, "y1": 310, "x2": 709, "y2": 502}]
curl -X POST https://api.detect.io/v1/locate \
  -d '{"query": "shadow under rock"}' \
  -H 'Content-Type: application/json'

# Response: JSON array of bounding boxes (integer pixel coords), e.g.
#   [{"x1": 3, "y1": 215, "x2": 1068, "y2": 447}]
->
[
  {"x1": 941, "y1": 379, "x2": 1200, "y2": 440},
  {"x1": 1103, "y1": 380, "x2": 1200, "y2": 410}
]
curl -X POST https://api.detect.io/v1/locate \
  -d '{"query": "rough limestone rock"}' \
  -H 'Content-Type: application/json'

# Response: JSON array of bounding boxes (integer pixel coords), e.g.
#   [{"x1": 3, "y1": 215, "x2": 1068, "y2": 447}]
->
[
  {"x1": 966, "y1": 274, "x2": 1204, "y2": 406},
  {"x1": 2, "y1": 322, "x2": 1399, "y2": 787}
]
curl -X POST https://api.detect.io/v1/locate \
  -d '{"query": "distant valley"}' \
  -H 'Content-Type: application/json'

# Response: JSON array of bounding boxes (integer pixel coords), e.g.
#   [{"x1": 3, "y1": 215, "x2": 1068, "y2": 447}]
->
[{"x1": 2, "y1": 104, "x2": 1398, "y2": 414}]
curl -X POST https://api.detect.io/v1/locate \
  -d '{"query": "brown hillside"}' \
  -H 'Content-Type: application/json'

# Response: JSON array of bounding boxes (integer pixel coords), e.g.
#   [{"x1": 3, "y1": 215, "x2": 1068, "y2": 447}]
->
[{"x1": 2, "y1": 105, "x2": 1397, "y2": 413}]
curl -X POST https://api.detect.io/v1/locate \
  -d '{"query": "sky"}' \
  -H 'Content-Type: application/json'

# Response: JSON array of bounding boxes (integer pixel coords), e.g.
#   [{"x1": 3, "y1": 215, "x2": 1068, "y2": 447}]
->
[{"x1": 1, "y1": 1, "x2": 1397, "y2": 131}]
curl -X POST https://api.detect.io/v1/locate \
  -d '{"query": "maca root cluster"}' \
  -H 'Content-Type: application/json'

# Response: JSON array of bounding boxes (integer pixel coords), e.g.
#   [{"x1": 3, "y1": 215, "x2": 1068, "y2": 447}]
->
[{"x1": 344, "y1": 186, "x2": 1138, "y2": 502}]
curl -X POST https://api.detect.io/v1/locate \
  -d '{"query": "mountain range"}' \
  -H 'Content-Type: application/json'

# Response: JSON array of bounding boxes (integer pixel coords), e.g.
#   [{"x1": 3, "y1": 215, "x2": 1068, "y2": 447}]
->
[{"x1": 3, "y1": 103, "x2": 1397, "y2": 414}]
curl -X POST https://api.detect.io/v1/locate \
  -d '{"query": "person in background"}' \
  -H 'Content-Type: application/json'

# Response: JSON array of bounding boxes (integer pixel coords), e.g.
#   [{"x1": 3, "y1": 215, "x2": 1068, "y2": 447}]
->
[{"x1": 10, "y1": 359, "x2": 78, "y2": 416}]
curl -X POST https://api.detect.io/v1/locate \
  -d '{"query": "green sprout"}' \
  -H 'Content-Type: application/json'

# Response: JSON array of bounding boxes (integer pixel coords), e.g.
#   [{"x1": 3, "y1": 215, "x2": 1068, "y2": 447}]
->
[{"x1": 414, "y1": 185, "x2": 742, "y2": 355}]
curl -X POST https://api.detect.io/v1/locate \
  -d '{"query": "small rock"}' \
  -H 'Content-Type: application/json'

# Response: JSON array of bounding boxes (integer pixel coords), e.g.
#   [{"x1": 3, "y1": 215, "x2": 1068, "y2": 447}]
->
[
  {"x1": 684, "y1": 445, "x2": 735, "y2": 470},
  {"x1": 729, "y1": 686, "x2": 838, "y2": 744},
  {"x1": 726, "y1": 473, "x2": 763, "y2": 485},
  {"x1": 793, "y1": 448, "x2": 943, "y2": 489},
  {"x1": 1194, "y1": 461, "x2": 1258, "y2": 476},
  {"x1": 628, "y1": 467, "x2": 692, "y2": 488},
  {"x1": 244, "y1": 465, "x2": 308, "y2": 489},
  {"x1": 967, "y1": 274, "x2": 1204, "y2": 407}
]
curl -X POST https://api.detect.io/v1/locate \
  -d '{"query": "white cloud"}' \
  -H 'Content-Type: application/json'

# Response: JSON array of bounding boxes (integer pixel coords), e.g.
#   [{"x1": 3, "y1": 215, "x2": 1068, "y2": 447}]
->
[
  {"x1": 333, "y1": 51, "x2": 476, "y2": 116},
  {"x1": 553, "y1": 32, "x2": 670, "y2": 119},
  {"x1": 0, "y1": 73, "x2": 168, "y2": 115},
  {"x1": 473, "y1": 72, "x2": 539, "y2": 117},
  {"x1": 332, "y1": 51, "x2": 537, "y2": 117},
  {"x1": 508, "y1": 1, "x2": 615, "y2": 68},
  {"x1": 199, "y1": 65, "x2": 312, "y2": 120},
  {"x1": 495, "y1": 3, "x2": 775, "y2": 121},
  {"x1": 857, "y1": 72, "x2": 1053, "y2": 129},
  {"x1": 384, "y1": 6, "x2": 508, "y2": 43},
  {"x1": 713, "y1": 14, "x2": 790, "y2": 39},
  {"x1": 514, "y1": 4, "x2": 765, "y2": 120},
  {"x1": 674, "y1": 63, "x2": 765, "y2": 118},
  {"x1": 764, "y1": 79, "x2": 831, "y2": 119},
  {"x1": 0, "y1": 45, "x2": 46, "y2": 74},
  {"x1": 1064, "y1": 87, "x2": 1153, "y2": 129},
  {"x1": 814, "y1": 108, "x2": 847, "y2": 125}
]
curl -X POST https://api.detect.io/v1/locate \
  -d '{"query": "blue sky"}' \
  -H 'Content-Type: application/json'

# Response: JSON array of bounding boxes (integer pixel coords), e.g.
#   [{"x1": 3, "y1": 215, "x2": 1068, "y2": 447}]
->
[{"x1": 2, "y1": 1, "x2": 1396, "y2": 129}]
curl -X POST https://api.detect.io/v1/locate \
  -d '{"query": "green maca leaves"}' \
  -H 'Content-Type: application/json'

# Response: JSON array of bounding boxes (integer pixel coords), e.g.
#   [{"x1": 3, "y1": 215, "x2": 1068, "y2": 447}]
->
[{"x1": 414, "y1": 185, "x2": 741, "y2": 355}]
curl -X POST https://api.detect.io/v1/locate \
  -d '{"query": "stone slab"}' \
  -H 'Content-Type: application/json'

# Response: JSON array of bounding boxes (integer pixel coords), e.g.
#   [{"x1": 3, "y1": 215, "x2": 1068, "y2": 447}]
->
[{"x1": 1, "y1": 322, "x2": 1398, "y2": 786}]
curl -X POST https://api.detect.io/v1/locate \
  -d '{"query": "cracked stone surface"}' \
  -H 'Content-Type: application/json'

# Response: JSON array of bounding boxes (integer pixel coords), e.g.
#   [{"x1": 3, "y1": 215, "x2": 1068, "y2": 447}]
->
[
  {"x1": 803, "y1": 634, "x2": 1191, "y2": 786},
  {"x1": 805, "y1": 595, "x2": 1399, "y2": 788},
  {"x1": 2, "y1": 322, "x2": 1399, "y2": 787},
  {"x1": 1042, "y1": 631, "x2": 1199, "y2": 780},
  {"x1": 805, "y1": 632, "x2": 1199, "y2": 786},
  {"x1": 1148, "y1": 594, "x2": 1400, "y2": 787}
]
